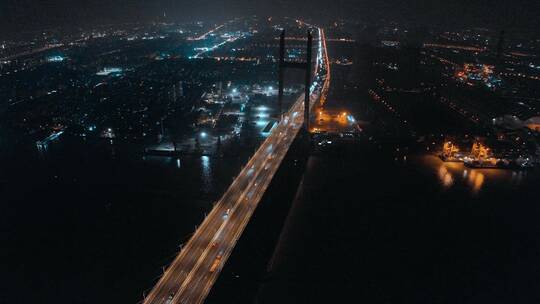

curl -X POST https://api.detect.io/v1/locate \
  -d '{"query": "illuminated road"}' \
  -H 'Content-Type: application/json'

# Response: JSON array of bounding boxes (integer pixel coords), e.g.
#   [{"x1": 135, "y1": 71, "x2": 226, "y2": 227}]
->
[
  {"x1": 192, "y1": 35, "x2": 244, "y2": 59},
  {"x1": 189, "y1": 24, "x2": 226, "y2": 41},
  {"x1": 189, "y1": 19, "x2": 246, "y2": 59},
  {"x1": 143, "y1": 26, "x2": 330, "y2": 304},
  {"x1": 1, "y1": 43, "x2": 63, "y2": 62}
]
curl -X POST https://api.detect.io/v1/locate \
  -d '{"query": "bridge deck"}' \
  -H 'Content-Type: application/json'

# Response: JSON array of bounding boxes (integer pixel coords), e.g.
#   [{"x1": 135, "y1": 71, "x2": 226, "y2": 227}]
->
[{"x1": 142, "y1": 27, "x2": 328, "y2": 304}]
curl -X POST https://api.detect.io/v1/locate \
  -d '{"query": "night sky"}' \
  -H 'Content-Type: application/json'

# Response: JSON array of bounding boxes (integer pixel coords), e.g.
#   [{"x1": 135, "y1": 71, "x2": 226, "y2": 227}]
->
[{"x1": 1, "y1": 0, "x2": 539, "y2": 35}]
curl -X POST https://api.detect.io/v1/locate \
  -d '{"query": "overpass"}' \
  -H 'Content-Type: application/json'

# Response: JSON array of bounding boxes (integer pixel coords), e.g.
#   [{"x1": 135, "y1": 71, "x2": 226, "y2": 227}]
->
[{"x1": 142, "y1": 25, "x2": 331, "y2": 304}]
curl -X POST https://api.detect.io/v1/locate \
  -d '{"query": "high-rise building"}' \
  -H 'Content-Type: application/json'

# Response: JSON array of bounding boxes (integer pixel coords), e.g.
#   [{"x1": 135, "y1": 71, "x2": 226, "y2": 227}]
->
[
  {"x1": 217, "y1": 81, "x2": 223, "y2": 97},
  {"x1": 171, "y1": 81, "x2": 184, "y2": 103},
  {"x1": 178, "y1": 81, "x2": 184, "y2": 98},
  {"x1": 170, "y1": 85, "x2": 177, "y2": 102}
]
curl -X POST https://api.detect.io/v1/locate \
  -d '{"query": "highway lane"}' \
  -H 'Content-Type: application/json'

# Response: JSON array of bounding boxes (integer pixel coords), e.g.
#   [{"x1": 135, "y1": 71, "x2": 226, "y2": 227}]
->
[
  {"x1": 0, "y1": 43, "x2": 63, "y2": 62},
  {"x1": 143, "y1": 26, "x2": 329, "y2": 304},
  {"x1": 175, "y1": 91, "x2": 307, "y2": 304},
  {"x1": 142, "y1": 130, "x2": 289, "y2": 303},
  {"x1": 189, "y1": 24, "x2": 226, "y2": 41}
]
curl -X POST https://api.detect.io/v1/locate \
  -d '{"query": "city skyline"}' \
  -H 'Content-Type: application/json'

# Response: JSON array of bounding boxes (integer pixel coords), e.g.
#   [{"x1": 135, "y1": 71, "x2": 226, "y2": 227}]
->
[
  {"x1": 2, "y1": 0, "x2": 540, "y2": 37},
  {"x1": 2, "y1": 3, "x2": 540, "y2": 304}
]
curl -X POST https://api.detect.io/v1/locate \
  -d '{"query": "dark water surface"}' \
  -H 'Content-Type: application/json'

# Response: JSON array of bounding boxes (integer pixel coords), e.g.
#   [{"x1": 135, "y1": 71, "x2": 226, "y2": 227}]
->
[
  {"x1": 0, "y1": 135, "x2": 244, "y2": 304},
  {"x1": 257, "y1": 145, "x2": 540, "y2": 303}
]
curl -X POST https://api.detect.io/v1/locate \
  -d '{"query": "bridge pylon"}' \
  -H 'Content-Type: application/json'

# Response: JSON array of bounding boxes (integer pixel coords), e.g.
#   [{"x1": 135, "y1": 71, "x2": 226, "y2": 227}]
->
[{"x1": 278, "y1": 30, "x2": 313, "y2": 131}]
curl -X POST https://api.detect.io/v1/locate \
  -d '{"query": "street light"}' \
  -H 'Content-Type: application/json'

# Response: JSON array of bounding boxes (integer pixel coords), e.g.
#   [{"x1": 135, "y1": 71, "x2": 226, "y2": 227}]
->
[{"x1": 200, "y1": 132, "x2": 207, "y2": 138}]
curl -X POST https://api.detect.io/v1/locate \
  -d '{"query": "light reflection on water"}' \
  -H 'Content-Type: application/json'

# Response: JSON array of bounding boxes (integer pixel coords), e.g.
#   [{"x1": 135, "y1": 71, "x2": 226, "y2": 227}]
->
[
  {"x1": 467, "y1": 170, "x2": 484, "y2": 194},
  {"x1": 201, "y1": 155, "x2": 212, "y2": 192},
  {"x1": 141, "y1": 155, "x2": 213, "y2": 192},
  {"x1": 420, "y1": 155, "x2": 527, "y2": 195},
  {"x1": 142, "y1": 155, "x2": 177, "y2": 167},
  {"x1": 438, "y1": 166, "x2": 454, "y2": 188}
]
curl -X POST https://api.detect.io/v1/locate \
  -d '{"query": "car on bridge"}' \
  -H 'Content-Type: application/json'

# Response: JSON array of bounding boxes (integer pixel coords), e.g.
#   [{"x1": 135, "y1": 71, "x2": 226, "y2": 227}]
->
[
  {"x1": 222, "y1": 208, "x2": 231, "y2": 220},
  {"x1": 165, "y1": 293, "x2": 174, "y2": 304},
  {"x1": 210, "y1": 252, "x2": 223, "y2": 273}
]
